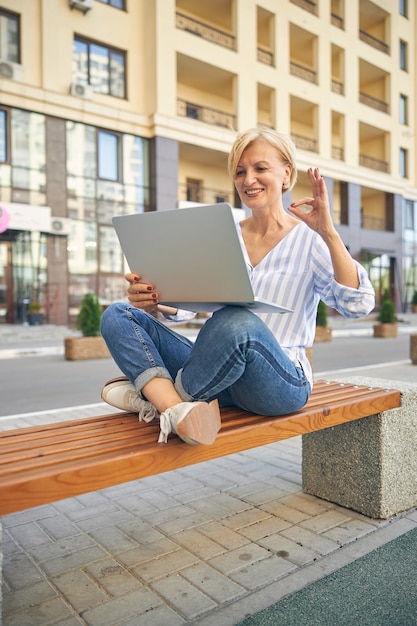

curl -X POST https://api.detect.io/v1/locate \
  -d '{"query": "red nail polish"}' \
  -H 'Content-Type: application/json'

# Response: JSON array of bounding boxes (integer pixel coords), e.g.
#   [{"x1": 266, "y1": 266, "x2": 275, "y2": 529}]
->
[{"x1": 147, "y1": 285, "x2": 153, "y2": 291}]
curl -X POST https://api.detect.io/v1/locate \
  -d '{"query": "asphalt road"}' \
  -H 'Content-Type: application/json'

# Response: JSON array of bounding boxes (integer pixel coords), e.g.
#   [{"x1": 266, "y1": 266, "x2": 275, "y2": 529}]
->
[{"x1": 0, "y1": 332, "x2": 412, "y2": 417}]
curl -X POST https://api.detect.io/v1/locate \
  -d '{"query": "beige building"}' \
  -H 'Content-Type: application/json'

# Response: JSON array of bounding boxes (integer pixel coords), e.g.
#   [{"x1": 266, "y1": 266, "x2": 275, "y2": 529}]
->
[{"x1": 0, "y1": 0, "x2": 416, "y2": 324}]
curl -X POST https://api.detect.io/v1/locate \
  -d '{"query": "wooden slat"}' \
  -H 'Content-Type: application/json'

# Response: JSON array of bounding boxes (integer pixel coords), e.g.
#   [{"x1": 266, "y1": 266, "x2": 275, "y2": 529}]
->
[{"x1": 0, "y1": 381, "x2": 401, "y2": 515}]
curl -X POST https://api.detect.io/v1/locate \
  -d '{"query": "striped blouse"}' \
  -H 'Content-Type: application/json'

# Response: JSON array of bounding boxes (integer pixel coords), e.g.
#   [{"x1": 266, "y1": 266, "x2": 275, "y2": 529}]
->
[{"x1": 169, "y1": 221, "x2": 375, "y2": 386}]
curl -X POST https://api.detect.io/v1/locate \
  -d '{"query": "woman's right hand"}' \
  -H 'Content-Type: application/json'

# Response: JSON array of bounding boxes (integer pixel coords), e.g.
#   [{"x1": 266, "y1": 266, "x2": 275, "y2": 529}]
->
[{"x1": 125, "y1": 272, "x2": 159, "y2": 314}]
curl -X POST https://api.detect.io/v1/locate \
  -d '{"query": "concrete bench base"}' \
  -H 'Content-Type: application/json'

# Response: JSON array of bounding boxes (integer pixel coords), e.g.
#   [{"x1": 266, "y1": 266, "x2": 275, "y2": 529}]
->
[{"x1": 302, "y1": 377, "x2": 417, "y2": 519}]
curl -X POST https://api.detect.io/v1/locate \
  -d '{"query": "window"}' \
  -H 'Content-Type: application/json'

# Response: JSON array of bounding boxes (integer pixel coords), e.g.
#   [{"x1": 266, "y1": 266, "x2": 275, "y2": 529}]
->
[
  {"x1": 399, "y1": 40, "x2": 408, "y2": 71},
  {"x1": 0, "y1": 9, "x2": 20, "y2": 63},
  {"x1": 399, "y1": 94, "x2": 408, "y2": 124},
  {"x1": 399, "y1": 0, "x2": 408, "y2": 18},
  {"x1": 97, "y1": 0, "x2": 126, "y2": 8},
  {"x1": 98, "y1": 130, "x2": 120, "y2": 181},
  {"x1": 400, "y1": 148, "x2": 408, "y2": 178},
  {"x1": 0, "y1": 110, "x2": 7, "y2": 162},
  {"x1": 404, "y1": 200, "x2": 414, "y2": 230},
  {"x1": 73, "y1": 37, "x2": 126, "y2": 98}
]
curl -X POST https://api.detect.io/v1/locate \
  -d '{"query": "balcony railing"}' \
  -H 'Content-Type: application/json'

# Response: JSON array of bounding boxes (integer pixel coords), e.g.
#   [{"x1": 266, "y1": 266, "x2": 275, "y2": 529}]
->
[
  {"x1": 359, "y1": 29, "x2": 389, "y2": 54},
  {"x1": 177, "y1": 99, "x2": 236, "y2": 129},
  {"x1": 290, "y1": 61, "x2": 318, "y2": 84},
  {"x1": 331, "y1": 79, "x2": 344, "y2": 95},
  {"x1": 359, "y1": 154, "x2": 389, "y2": 173},
  {"x1": 359, "y1": 92, "x2": 389, "y2": 114},
  {"x1": 292, "y1": 133, "x2": 318, "y2": 152},
  {"x1": 290, "y1": 0, "x2": 317, "y2": 15},
  {"x1": 176, "y1": 12, "x2": 236, "y2": 51},
  {"x1": 178, "y1": 183, "x2": 234, "y2": 206},
  {"x1": 257, "y1": 46, "x2": 274, "y2": 66},
  {"x1": 331, "y1": 145, "x2": 344, "y2": 160},
  {"x1": 331, "y1": 13, "x2": 344, "y2": 29},
  {"x1": 361, "y1": 215, "x2": 387, "y2": 231}
]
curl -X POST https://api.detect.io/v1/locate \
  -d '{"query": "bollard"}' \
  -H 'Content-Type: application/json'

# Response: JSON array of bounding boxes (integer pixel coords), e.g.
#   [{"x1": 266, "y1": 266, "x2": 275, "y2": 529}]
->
[{"x1": 411, "y1": 334, "x2": 417, "y2": 365}]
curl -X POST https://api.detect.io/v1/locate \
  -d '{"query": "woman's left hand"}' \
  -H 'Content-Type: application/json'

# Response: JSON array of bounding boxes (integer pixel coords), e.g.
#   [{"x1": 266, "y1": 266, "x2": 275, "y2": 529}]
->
[{"x1": 288, "y1": 167, "x2": 336, "y2": 239}]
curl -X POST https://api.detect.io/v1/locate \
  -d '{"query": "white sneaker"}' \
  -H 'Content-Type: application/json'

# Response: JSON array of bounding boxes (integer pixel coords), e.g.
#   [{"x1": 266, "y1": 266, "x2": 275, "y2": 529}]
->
[
  {"x1": 101, "y1": 377, "x2": 159, "y2": 423},
  {"x1": 158, "y1": 399, "x2": 221, "y2": 445}
]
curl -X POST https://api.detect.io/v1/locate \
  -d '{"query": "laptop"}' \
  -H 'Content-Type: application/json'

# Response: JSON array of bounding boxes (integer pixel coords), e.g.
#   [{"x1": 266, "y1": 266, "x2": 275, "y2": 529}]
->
[{"x1": 112, "y1": 203, "x2": 292, "y2": 314}]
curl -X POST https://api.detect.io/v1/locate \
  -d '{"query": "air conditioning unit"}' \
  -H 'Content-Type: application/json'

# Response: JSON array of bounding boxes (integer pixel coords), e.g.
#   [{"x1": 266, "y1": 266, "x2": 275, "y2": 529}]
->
[
  {"x1": 49, "y1": 218, "x2": 71, "y2": 236},
  {"x1": 0, "y1": 60, "x2": 23, "y2": 82},
  {"x1": 68, "y1": 0, "x2": 93, "y2": 12},
  {"x1": 70, "y1": 82, "x2": 93, "y2": 99}
]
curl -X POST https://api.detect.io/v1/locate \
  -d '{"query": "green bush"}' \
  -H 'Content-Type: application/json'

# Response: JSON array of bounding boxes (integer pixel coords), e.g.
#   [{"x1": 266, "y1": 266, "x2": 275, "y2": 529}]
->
[
  {"x1": 412, "y1": 290, "x2": 417, "y2": 306},
  {"x1": 378, "y1": 298, "x2": 396, "y2": 324},
  {"x1": 76, "y1": 293, "x2": 102, "y2": 336},
  {"x1": 316, "y1": 300, "x2": 328, "y2": 327}
]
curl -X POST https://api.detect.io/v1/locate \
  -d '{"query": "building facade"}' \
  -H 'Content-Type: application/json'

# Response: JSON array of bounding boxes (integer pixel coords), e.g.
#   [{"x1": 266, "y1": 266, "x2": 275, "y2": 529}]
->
[{"x1": 0, "y1": 0, "x2": 416, "y2": 325}]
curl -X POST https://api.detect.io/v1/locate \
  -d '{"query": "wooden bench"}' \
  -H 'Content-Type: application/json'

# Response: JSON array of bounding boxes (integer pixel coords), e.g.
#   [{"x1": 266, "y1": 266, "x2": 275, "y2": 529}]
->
[{"x1": 0, "y1": 380, "x2": 401, "y2": 516}]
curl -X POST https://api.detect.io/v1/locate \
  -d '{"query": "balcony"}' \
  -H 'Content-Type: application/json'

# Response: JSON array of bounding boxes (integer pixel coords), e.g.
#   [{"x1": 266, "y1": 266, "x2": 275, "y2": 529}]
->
[
  {"x1": 359, "y1": 0, "x2": 390, "y2": 55},
  {"x1": 359, "y1": 92, "x2": 389, "y2": 114},
  {"x1": 290, "y1": 61, "x2": 317, "y2": 84},
  {"x1": 178, "y1": 183, "x2": 233, "y2": 206},
  {"x1": 176, "y1": 11, "x2": 236, "y2": 51},
  {"x1": 290, "y1": 24, "x2": 318, "y2": 85},
  {"x1": 359, "y1": 154, "x2": 389, "y2": 173},
  {"x1": 177, "y1": 99, "x2": 236, "y2": 129},
  {"x1": 359, "y1": 29, "x2": 389, "y2": 55},
  {"x1": 331, "y1": 79, "x2": 343, "y2": 95},
  {"x1": 331, "y1": 145, "x2": 344, "y2": 160},
  {"x1": 257, "y1": 46, "x2": 274, "y2": 66},
  {"x1": 293, "y1": 133, "x2": 318, "y2": 153},
  {"x1": 361, "y1": 215, "x2": 387, "y2": 231},
  {"x1": 290, "y1": 0, "x2": 318, "y2": 16},
  {"x1": 331, "y1": 13, "x2": 344, "y2": 29}
]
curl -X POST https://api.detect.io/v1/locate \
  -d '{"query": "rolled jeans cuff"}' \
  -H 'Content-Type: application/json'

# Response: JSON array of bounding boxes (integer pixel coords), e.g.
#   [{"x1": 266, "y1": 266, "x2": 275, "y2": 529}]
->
[
  {"x1": 174, "y1": 367, "x2": 194, "y2": 402},
  {"x1": 134, "y1": 366, "x2": 172, "y2": 396}
]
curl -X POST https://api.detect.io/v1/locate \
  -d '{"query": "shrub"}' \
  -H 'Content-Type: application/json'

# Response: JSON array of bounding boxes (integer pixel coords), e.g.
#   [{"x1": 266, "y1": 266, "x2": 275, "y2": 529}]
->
[
  {"x1": 378, "y1": 298, "x2": 396, "y2": 324},
  {"x1": 412, "y1": 290, "x2": 417, "y2": 306},
  {"x1": 316, "y1": 300, "x2": 328, "y2": 327},
  {"x1": 29, "y1": 301, "x2": 41, "y2": 313},
  {"x1": 76, "y1": 293, "x2": 102, "y2": 336}
]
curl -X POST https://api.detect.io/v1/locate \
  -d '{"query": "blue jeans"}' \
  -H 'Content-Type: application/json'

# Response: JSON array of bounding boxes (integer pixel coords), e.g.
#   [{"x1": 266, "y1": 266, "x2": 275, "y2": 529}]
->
[{"x1": 101, "y1": 303, "x2": 310, "y2": 415}]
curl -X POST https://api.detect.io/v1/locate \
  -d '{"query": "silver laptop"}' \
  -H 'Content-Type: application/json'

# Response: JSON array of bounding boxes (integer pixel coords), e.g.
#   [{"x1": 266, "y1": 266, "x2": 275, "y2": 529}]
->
[{"x1": 112, "y1": 203, "x2": 292, "y2": 314}]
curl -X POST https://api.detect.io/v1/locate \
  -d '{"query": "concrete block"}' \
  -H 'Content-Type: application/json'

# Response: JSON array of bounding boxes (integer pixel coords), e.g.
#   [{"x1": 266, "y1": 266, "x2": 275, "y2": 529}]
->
[
  {"x1": 0, "y1": 522, "x2": 2, "y2": 626},
  {"x1": 302, "y1": 377, "x2": 417, "y2": 519}
]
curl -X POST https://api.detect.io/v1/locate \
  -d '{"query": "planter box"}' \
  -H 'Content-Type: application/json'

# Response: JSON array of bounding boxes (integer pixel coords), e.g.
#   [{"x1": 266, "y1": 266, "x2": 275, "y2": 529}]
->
[
  {"x1": 314, "y1": 326, "x2": 332, "y2": 342},
  {"x1": 28, "y1": 313, "x2": 44, "y2": 326},
  {"x1": 64, "y1": 336, "x2": 110, "y2": 361},
  {"x1": 411, "y1": 335, "x2": 417, "y2": 365},
  {"x1": 373, "y1": 323, "x2": 398, "y2": 338}
]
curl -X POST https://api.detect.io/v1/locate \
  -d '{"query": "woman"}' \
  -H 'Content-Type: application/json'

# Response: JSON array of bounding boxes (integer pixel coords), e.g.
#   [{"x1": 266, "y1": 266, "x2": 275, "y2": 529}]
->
[{"x1": 100, "y1": 127, "x2": 375, "y2": 445}]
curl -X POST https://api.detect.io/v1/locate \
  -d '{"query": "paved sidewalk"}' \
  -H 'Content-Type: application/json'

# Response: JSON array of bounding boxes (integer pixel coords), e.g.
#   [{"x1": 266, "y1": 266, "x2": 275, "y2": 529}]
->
[{"x1": 1, "y1": 317, "x2": 417, "y2": 625}]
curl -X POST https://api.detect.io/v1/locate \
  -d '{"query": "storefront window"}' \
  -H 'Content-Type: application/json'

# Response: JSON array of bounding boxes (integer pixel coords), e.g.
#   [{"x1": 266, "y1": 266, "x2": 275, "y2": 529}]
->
[
  {"x1": 0, "y1": 109, "x2": 7, "y2": 162},
  {"x1": 11, "y1": 110, "x2": 46, "y2": 192}
]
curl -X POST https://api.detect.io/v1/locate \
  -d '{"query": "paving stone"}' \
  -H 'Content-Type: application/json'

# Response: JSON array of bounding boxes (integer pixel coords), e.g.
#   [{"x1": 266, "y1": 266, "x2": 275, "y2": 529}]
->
[
  {"x1": 197, "y1": 521, "x2": 250, "y2": 550},
  {"x1": 181, "y1": 562, "x2": 246, "y2": 603},
  {"x1": 116, "y1": 537, "x2": 178, "y2": 568},
  {"x1": 298, "y1": 509, "x2": 353, "y2": 533},
  {"x1": 229, "y1": 554, "x2": 297, "y2": 589},
  {"x1": 85, "y1": 558, "x2": 143, "y2": 596},
  {"x1": 208, "y1": 544, "x2": 271, "y2": 575},
  {"x1": 2, "y1": 579, "x2": 56, "y2": 615},
  {"x1": 280, "y1": 524, "x2": 339, "y2": 555},
  {"x1": 171, "y1": 527, "x2": 227, "y2": 559},
  {"x1": 51, "y1": 569, "x2": 108, "y2": 613},
  {"x1": 150, "y1": 573, "x2": 216, "y2": 620},
  {"x1": 257, "y1": 533, "x2": 319, "y2": 567},
  {"x1": 221, "y1": 507, "x2": 272, "y2": 530},
  {"x1": 131, "y1": 548, "x2": 199, "y2": 582},
  {"x1": 80, "y1": 588, "x2": 161, "y2": 626}
]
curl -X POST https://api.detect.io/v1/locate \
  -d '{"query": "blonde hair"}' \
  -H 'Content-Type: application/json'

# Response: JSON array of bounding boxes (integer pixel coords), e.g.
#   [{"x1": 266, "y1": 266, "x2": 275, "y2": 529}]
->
[{"x1": 228, "y1": 126, "x2": 298, "y2": 193}]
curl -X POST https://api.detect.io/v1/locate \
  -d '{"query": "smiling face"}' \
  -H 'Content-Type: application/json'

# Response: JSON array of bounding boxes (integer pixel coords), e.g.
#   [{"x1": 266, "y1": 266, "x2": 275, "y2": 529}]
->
[{"x1": 233, "y1": 138, "x2": 292, "y2": 212}]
